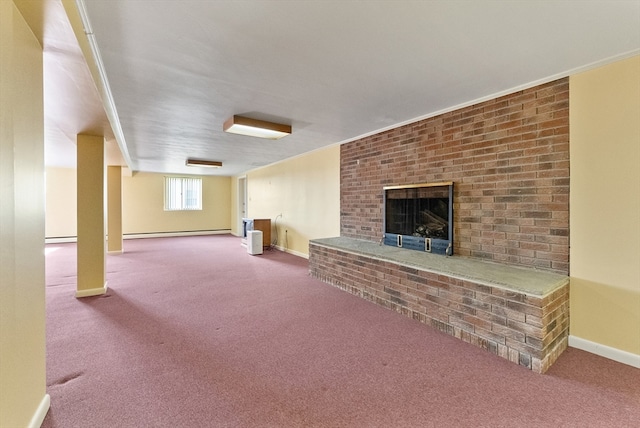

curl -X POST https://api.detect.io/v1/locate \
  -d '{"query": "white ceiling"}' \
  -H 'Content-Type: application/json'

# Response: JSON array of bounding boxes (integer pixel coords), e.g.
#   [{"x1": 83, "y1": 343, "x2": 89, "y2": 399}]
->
[{"x1": 46, "y1": 0, "x2": 640, "y2": 176}]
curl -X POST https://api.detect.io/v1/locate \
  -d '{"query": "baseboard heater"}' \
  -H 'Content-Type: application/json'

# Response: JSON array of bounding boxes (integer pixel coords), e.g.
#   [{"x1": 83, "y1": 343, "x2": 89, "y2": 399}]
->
[
  {"x1": 123, "y1": 230, "x2": 231, "y2": 239},
  {"x1": 45, "y1": 230, "x2": 231, "y2": 244}
]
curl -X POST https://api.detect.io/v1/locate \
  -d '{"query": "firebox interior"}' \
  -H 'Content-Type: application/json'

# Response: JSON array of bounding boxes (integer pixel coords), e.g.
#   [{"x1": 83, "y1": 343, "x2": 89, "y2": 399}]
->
[{"x1": 383, "y1": 182, "x2": 453, "y2": 255}]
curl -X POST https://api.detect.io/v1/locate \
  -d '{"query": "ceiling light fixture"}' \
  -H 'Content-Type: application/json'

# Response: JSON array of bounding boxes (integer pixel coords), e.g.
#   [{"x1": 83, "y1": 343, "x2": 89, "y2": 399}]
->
[
  {"x1": 223, "y1": 115, "x2": 291, "y2": 140},
  {"x1": 186, "y1": 159, "x2": 222, "y2": 168}
]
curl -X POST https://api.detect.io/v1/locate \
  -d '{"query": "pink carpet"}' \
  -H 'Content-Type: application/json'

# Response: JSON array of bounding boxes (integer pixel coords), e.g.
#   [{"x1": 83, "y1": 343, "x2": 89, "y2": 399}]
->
[{"x1": 42, "y1": 235, "x2": 640, "y2": 427}]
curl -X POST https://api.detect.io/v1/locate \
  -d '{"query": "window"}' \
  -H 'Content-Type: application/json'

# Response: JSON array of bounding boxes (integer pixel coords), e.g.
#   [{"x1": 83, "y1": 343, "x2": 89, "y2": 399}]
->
[{"x1": 164, "y1": 177, "x2": 202, "y2": 211}]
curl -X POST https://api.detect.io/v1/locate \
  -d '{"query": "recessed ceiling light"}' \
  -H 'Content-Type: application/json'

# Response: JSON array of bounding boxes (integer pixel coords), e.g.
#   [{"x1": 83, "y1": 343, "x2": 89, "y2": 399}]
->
[
  {"x1": 223, "y1": 115, "x2": 291, "y2": 140},
  {"x1": 186, "y1": 159, "x2": 222, "y2": 168}
]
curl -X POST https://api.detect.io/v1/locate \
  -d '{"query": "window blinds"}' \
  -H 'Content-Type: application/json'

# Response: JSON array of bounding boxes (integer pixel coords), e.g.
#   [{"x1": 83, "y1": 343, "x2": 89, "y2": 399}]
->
[{"x1": 164, "y1": 177, "x2": 202, "y2": 211}]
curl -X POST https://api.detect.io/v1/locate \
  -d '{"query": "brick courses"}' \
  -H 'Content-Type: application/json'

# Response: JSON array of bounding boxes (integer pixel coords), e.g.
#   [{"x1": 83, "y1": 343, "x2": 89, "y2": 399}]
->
[
  {"x1": 340, "y1": 78, "x2": 569, "y2": 274},
  {"x1": 314, "y1": 79, "x2": 571, "y2": 372},
  {"x1": 309, "y1": 242, "x2": 569, "y2": 373}
]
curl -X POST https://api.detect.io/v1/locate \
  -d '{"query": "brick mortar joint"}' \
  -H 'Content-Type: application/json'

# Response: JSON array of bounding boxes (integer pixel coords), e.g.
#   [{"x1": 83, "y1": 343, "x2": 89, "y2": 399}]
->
[{"x1": 311, "y1": 263, "x2": 569, "y2": 372}]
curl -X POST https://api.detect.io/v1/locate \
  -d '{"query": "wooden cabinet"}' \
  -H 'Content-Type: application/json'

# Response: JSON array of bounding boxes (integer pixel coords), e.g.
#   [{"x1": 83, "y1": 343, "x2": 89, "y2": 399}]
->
[{"x1": 252, "y1": 219, "x2": 271, "y2": 249}]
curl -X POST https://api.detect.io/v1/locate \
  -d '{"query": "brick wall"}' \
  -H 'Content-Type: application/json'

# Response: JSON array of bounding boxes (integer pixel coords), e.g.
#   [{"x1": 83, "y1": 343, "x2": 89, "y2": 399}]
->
[
  {"x1": 341, "y1": 79, "x2": 569, "y2": 274},
  {"x1": 309, "y1": 242, "x2": 570, "y2": 373}
]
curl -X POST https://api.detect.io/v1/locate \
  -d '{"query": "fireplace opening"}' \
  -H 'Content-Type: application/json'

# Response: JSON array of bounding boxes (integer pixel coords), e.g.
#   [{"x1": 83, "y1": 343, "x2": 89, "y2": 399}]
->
[{"x1": 383, "y1": 182, "x2": 453, "y2": 255}]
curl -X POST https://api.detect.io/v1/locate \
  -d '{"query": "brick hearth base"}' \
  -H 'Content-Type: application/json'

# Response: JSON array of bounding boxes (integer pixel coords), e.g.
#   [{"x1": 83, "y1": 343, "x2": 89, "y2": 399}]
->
[{"x1": 309, "y1": 237, "x2": 570, "y2": 373}]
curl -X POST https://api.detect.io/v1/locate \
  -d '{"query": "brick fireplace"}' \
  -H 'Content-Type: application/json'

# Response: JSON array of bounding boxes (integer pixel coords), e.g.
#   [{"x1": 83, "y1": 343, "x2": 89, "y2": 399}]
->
[
  {"x1": 340, "y1": 78, "x2": 569, "y2": 273},
  {"x1": 309, "y1": 78, "x2": 570, "y2": 372}
]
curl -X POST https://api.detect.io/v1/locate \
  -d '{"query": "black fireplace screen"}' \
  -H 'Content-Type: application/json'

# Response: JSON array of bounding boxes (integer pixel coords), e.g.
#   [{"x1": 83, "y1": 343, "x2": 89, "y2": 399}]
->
[{"x1": 383, "y1": 182, "x2": 453, "y2": 254}]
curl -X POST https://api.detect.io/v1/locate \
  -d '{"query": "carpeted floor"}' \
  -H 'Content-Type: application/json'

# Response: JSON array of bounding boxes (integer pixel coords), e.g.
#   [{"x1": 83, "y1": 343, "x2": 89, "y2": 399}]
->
[{"x1": 42, "y1": 235, "x2": 640, "y2": 427}]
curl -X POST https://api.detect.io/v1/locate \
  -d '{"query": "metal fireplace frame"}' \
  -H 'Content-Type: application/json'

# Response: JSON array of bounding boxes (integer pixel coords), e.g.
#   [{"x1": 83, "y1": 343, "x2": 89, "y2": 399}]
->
[{"x1": 382, "y1": 181, "x2": 454, "y2": 256}]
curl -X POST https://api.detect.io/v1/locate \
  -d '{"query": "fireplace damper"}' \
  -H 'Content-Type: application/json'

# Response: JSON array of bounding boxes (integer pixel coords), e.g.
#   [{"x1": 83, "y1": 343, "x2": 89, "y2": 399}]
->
[{"x1": 383, "y1": 182, "x2": 453, "y2": 255}]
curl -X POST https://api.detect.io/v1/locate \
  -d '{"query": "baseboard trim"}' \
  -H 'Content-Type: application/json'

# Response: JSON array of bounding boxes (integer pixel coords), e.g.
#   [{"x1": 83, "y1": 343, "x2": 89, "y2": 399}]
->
[
  {"x1": 123, "y1": 230, "x2": 231, "y2": 239},
  {"x1": 28, "y1": 393, "x2": 50, "y2": 428},
  {"x1": 45, "y1": 236, "x2": 76, "y2": 244},
  {"x1": 75, "y1": 283, "x2": 108, "y2": 298},
  {"x1": 569, "y1": 335, "x2": 640, "y2": 368},
  {"x1": 272, "y1": 245, "x2": 309, "y2": 259},
  {"x1": 46, "y1": 230, "x2": 232, "y2": 244}
]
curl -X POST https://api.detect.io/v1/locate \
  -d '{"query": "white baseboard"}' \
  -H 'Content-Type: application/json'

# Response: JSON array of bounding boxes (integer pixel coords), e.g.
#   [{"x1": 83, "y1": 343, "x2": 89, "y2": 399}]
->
[
  {"x1": 45, "y1": 236, "x2": 76, "y2": 244},
  {"x1": 123, "y1": 230, "x2": 231, "y2": 239},
  {"x1": 272, "y1": 245, "x2": 309, "y2": 259},
  {"x1": 46, "y1": 230, "x2": 232, "y2": 244},
  {"x1": 75, "y1": 283, "x2": 108, "y2": 298},
  {"x1": 28, "y1": 393, "x2": 50, "y2": 428},
  {"x1": 569, "y1": 335, "x2": 640, "y2": 369}
]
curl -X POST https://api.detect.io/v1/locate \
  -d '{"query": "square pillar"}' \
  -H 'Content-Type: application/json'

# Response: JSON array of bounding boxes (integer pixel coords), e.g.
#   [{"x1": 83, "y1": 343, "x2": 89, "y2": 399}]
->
[
  {"x1": 107, "y1": 165, "x2": 123, "y2": 253},
  {"x1": 76, "y1": 134, "x2": 107, "y2": 297}
]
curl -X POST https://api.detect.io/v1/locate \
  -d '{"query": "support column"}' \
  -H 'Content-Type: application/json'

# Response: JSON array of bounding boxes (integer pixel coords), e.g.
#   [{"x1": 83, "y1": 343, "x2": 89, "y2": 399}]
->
[
  {"x1": 76, "y1": 134, "x2": 107, "y2": 297},
  {"x1": 107, "y1": 165, "x2": 123, "y2": 253}
]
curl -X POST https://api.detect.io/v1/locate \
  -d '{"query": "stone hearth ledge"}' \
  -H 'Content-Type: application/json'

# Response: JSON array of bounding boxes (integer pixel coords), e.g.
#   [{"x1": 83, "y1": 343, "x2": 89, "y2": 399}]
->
[
  {"x1": 310, "y1": 237, "x2": 568, "y2": 296},
  {"x1": 309, "y1": 236, "x2": 571, "y2": 372}
]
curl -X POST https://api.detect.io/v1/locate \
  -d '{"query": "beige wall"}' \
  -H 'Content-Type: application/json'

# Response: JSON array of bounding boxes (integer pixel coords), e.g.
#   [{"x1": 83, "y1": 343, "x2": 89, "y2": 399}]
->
[
  {"x1": 122, "y1": 172, "x2": 231, "y2": 234},
  {"x1": 570, "y1": 55, "x2": 640, "y2": 357},
  {"x1": 0, "y1": 2, "x2": 49, "y2": 426},
  {"x1": 46, "y1": 170, "x2": 232, "y2": 237},
  {"x1": 230, "y1": 175, "x2": 241, "y2": 236},
  {"x1": 46, "y1": 166, "x2": 78, "y2": 237},
  {"x1": 245, "y1": 145, "x2": 341, "y2": 257}
]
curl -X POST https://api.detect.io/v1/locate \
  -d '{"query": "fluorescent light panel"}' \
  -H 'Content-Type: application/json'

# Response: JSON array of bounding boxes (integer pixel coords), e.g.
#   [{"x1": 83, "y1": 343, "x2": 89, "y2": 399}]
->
[
  {"x1": 223, "y1": 115, "x2": 291, "y2": 140},
  {"x1": 186, "y1": 159, "x2": 222, "y2": 168}
]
